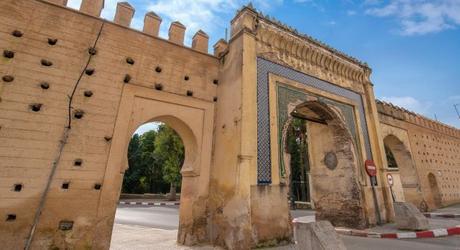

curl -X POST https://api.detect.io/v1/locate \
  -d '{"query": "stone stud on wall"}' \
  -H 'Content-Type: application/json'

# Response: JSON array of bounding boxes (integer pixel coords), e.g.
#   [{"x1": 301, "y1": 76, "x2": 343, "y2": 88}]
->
[
  {"x1": 48, "y1": 38, "x2": 58, "y2": 46},
  {"x1": 94, "y1": 184, "x2": 102, "y2": 190},
  {"x1": 74, "y1": 110, "x2": 84, "y2": 119},
  {"x1": 61, "y1": 182, "x2": 70, "y2": 189},
  {"x1": 80, "y1": 0, "x2": 104, "y2": 17},
  {"x1": 192, "y1": 30, "x2": 209, "y2": 53},
  {"x1": 41, "y1": 59, "x2": 53, "y2": 67},
  {"x1": 13, "y1": 184, "x2": 23, "y2": 192},
  {"x1": 40, "y1": 82, "x2": 50, "y2": 90},
  {"x1": 154, "y1": 83, "x2": 163, "y2": 90},
  {"x1": 126, "y1": 57, "x2": 135, "y2": 65},
  {"x1": 30, "y1": 103, "x2": 43, "y2": 112},
  {"x1": 184, "y1": 76, "x2": 190, "y2": 81},
  {"x1": 11, "y1": 30, "x2": 23, "y2": 38},
  {"x1": 186, "y1": 90, "x2": 193, "y2": 97},
  {"x1": 84, "y1": 90, "x2": 93, "y2": 97},
  {"x1": 104, "y1": 136, "x2": 112, "y2": 142},
  {"x1": 143, "y1": 11, "x2": 162, "y2": 37},
  {"x1": 124, "y1": 74, "x2": 131, "y2": 83},
  {"x1": 88, "y1": 47, "x2": 97, "y2": 55},
  {"x1": 213, "y1": 97, "x2": 218, "y2": 102},
  {"x1": 213, "y1": 79, "x2": 219, "y2": 85},
  {"x1": 114, "y1": 2, "x2": 135, "y2": 27},
  {"x1": 59, "y1": 220, "x2": 74, "y2": 231},
  {"x1": 6, "y1": 214, "x2": 16, "y2": 221},
  {"x1": 3, "y1": 50, "x2": 14, "y2": 59},
  {"x1": 155, "y1": 66, "x2": 162, "y2": 73},
  {"x1": 85, "y1": 68, "x2": 95, "y2": 76},
  {"x1": 168, "y1": 21, "x2": 186, "y2": 45},
  {"x1": 324, "y1": 151, "x2": 338, "y2": 170},
  {"x1": 2, "y1": 75, "x2": 14, "y2": 83}
]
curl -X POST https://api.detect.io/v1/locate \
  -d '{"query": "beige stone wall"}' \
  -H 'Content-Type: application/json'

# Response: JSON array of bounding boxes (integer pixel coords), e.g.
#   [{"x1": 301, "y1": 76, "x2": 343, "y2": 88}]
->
[
  {"x1": 377, "y1": 101, "x2": 460, "y2": 210},
  {"x1": 236, "y1": 5, "x2": 391, "y2": 231},
  {"x1": 0, "y1": 0, "x2": 219, "y2": 249},
  {"x1": 2, "y1": 1, "x2": 458, "y2": 250}
]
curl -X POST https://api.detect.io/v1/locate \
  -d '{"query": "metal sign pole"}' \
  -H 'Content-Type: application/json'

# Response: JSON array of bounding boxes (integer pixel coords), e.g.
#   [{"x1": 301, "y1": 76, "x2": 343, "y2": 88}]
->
[
  {"x1": 389, "y1": 186, "x2": 396, "y2": 202},
  {"x1": 387, "y1": 174, "x2": 395, "y2": 202}
]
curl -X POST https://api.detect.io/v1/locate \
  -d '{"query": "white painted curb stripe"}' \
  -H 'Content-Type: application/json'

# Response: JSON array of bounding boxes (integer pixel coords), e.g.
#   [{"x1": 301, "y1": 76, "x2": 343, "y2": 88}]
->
[
  {"x1": 141, "y1": 202, "x2": 148, "y2": 205},
  {"x1": 129, "y1": 202, "x2": 136, "y2": 205},
  {"x1": 367, "y1": 233, "x2": 381, "y2": 238},
  {"x1": 397, "y1": 232, "x2": 417, "y2": 239},
  {"x1": 433, "y1": 228, "x2": 448, "y2": 237}
]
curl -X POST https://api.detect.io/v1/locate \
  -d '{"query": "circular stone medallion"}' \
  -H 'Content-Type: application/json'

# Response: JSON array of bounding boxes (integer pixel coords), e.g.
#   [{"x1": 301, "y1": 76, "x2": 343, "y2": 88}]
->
[{"x1": 324, "y1": 152, "x2": 338, "y2": 170}]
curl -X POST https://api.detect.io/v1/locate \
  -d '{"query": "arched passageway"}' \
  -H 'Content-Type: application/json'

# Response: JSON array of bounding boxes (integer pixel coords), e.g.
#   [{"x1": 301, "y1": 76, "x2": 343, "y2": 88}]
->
[
  {"x1": 122, "y1": 122, "x2": 184, "y2": 198},
  {"x1": 383, "y1": 135, "x2": 423, "y2": 207},
  {"x1": 91, "y1": 85, "x2": 215, "y2": 249},
  {"x1": 282, "y1": 101, "x2": 366, "y2": 228},
  {"x1": 427, "y1": 173, "x2": 442, "y2": 208}
]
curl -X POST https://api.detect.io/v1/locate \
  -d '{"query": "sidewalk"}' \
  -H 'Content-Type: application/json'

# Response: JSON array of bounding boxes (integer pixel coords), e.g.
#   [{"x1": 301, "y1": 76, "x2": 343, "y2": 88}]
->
[
  {"x1": 110, "y1": 224, "x2": 221, "y2": 250},
  {"x1": 433, "y1": 203, "x2": 460, "y2": 214},
  {"x1": 336, "y1": 202, "x2": 460, "y2": 239}
]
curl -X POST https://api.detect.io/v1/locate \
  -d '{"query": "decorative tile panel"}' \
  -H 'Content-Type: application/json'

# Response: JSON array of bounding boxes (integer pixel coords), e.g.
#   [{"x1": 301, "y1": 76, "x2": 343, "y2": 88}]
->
[{"x1": 257, "y1": 57, "x2": 372, "y2": 184}]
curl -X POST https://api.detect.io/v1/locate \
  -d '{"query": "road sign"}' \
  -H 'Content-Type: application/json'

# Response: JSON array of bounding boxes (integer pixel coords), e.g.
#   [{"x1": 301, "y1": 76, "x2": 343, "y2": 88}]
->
[
  {"x1": 387, "y1": 173, "x2": 394, "y2": 186},
  {"x1": 364, "y1": 160, "x2": 377, "y2": 177}
]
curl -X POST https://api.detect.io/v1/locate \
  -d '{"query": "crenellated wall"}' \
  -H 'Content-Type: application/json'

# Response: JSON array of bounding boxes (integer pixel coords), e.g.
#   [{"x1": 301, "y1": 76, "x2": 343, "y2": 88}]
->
[
  {"x1": 0, "y1": 0, "x2": 219, "y2": 249},
  {"x1": 1, "y1": 1, "x2": 459, "y2": 249},
  {"x1": 377, "y1": 100, "x2": 460, "y2": 210}
]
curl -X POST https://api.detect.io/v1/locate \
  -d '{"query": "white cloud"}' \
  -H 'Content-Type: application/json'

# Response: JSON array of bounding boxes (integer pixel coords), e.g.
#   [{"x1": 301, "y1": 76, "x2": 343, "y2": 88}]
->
[
  {"x1": 148, "y1": 0, "x2": 283, "y2": 45},
  {"x1": 365, "y1": 0, "x2": 460, "y2": 35},
  {"x1": 67, "y1": 0, "x2": 81, "y2": 9},
  {"x1": 381, "y1": 96, "x2": 432, "y2": 115},
  {"x1": 134, "y1": 122, "x2": 160, "y2": 135}
]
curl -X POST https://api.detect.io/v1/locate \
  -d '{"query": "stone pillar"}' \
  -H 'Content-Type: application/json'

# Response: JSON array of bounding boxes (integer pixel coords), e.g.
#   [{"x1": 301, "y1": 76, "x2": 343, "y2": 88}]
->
[
  {"x1": 363, "y1": 81, "x2": 393, "y2": 224},
  {"x1": 192, "y1": 30, "x2": 209, "y2": 53},
  {"x1": 114, "y1": 2, "x2": 135, "y2": 27},
  {"x1": 143, "y1": 12, "x2": 162, "y2": 37},
  {"x1": 168, "y1": 21, "x2": 186, "y2": 45},
  {"x1": 213, "y1": 39, "x2": 228, "y2": 57},
  {"x1": 80, "y1": 0, "x2": 104, "y2": 17}
]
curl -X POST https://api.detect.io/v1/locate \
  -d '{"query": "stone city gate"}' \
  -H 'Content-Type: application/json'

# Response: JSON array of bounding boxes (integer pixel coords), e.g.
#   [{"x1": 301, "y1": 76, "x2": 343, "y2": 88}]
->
[{"x1": 3, "y1": 1, "x2": 460, "y2": 250}]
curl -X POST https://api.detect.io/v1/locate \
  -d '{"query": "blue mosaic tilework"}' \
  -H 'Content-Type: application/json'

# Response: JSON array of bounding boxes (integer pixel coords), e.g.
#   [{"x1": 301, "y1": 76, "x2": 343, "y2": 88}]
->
[{"x1": 257, "y1": 57, "x2": 373, "y2": 184}]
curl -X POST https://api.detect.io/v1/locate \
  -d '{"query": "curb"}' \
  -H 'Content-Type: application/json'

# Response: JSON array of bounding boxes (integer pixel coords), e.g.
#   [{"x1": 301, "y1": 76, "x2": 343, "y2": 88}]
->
[
  {"x1": 424, "y1": 213, "x2": 460, "y2": 219},
  {"x1": 335, "y1": 225, "x2": 460, "y2": 239},
  {"x1": 119, "y1": 201, "x2": 180, "y2": 206}
]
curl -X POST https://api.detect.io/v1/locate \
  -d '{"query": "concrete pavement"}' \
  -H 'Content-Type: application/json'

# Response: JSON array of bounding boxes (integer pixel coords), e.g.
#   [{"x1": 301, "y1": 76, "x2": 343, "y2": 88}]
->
[{"x1": 111, "y1": 205, "x2": 460, "y2": 249}]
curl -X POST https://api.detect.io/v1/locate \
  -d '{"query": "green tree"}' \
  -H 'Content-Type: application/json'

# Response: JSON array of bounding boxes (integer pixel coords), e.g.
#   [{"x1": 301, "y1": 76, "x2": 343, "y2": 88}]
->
[
  {"x1": 139, "y1": 130, "x2": 159, "y2": 193},
  {"x1": 154, "y1": 125, "x2": 184, "y2": 201},
  {"x1": 287, "y1": 118, "x2": 310, "y2": 207},
  {"x1": 123, "y1": 134, "x2": 143, "y2": 193}
]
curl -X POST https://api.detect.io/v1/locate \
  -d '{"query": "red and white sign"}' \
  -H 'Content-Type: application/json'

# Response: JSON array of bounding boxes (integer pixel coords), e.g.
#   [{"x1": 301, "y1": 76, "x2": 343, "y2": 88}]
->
[
  {"x1": 387, "y1": 173, "x2": 394, "y2": 186},
  {"x1": 364, "y1": 160, "x2": 377, "y2": 177}
]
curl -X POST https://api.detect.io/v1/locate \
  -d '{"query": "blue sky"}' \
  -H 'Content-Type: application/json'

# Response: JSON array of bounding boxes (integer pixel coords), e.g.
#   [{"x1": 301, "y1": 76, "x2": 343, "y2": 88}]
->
[{"x1": 68, "y1": 0, "x2": 460, "y2": 129}]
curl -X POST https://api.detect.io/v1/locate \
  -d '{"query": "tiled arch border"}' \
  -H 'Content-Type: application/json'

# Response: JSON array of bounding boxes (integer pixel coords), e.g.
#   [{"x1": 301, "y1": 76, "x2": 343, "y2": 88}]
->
[{"x1": 256, "y1": 57, "x2": 373, "y2": 184}]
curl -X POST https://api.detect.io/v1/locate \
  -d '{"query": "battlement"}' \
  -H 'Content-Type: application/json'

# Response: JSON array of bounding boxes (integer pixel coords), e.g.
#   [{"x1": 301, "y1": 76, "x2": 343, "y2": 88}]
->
[
  {"x1": 41, "y1": 0, "x2": 217, "y2": 55},
  {"x1": 376, "y1": 100, "x2": 460, "y2": 138},
  {"x1": 231, "y1": 4, "x2": 372, "y2": 86},
  {"x1": 234, "y1": 4, "x2": 370, "y2": 69}
]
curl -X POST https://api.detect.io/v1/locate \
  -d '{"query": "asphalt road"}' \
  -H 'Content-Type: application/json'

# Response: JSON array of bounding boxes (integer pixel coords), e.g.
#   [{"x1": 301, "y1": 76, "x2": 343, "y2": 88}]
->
[
  {"x1": 114, "y1": 205, "x2": 460, "y2": 250},
  {"x1": 115, "y1": 204, "x2": 180, "y2": 230}
]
